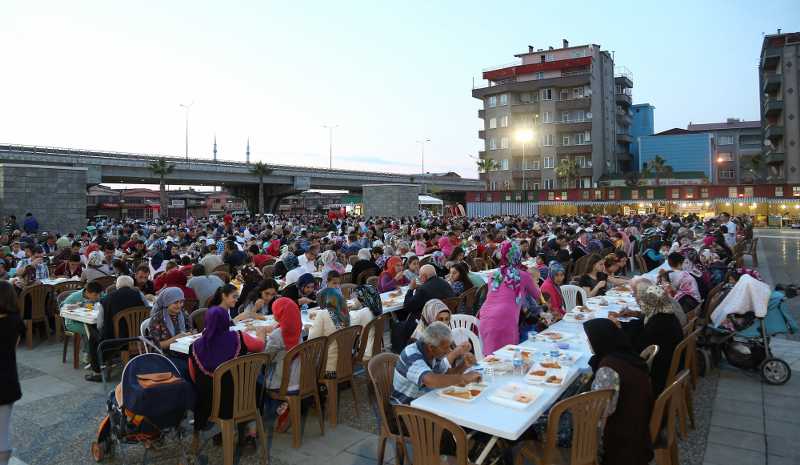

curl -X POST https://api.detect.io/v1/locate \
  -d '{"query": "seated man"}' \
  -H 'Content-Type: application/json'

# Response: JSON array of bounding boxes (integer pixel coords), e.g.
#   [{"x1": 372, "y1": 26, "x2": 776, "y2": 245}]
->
[
  {"x1": 391, "y1": 322, "x2": 479, "y2": 405},
  {"x1": 401, "y1": 264, "x2": 455, "y2": 321},
  {"x1": 60, "y1": 280, "x2": 104, "y2": 347}
]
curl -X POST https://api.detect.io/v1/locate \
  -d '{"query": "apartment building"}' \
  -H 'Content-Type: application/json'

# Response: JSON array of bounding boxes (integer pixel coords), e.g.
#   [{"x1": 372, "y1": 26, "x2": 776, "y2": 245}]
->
[
  {"x1": 759, "y1": 30, "x2": 800, "y2": 183},
  {"x1": 686, "y1": 119, "x2": 761, "y2": 184},
  {"x1": 473, "y1": 40, "x2": 625, "y2": 191},
  {"x1": 630, "y1": 103, "x2": 655, "y2": 168}
]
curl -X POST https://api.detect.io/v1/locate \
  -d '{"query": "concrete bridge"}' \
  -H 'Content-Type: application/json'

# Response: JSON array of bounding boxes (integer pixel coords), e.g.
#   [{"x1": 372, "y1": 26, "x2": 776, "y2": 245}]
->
[{"x1": 0, "y1": 144, "x2": 484, "y2": 212}]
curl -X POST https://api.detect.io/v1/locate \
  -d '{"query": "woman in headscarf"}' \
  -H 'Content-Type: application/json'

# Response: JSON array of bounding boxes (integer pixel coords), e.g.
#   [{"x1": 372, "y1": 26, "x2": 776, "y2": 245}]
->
[
  {"x1": 615, "y1": 284, "x2": 683, "y2": 394},
  {"x1": 583, "y1": 319, "x2": 654, "y2": 465},
  {"x1": 540, "y1": 261, "x2": 566, "y2": 320},
  {"x1": 347, "y1": 284, "x2": 383, "y2": 362},
  {"x1": 80, "y1": 250, "x2": 113, "y2": 283},
  {"x1": 378, "y1": 256, "x2": 408, "y2": 293},
  {"x1": 350, "y1": 248, "x2": 379, "y2": 284},
  {"x1": 148, "y1": 287, "x2": 193, "y2": 374},
  {"x1": 188, "y1": 306, "x2": 267, "y2": 436},
  {"x1": 319, "y1": 249, "x2": 345, "y2": 289},
  {"x1": 309, "y1": 287, "x2": 350, "y2": 378},
  {"x1": 281, "y1": 273, "x2": 317, "y2": 307},
  {"x1": 263, "y1": 297, "x2": 303, "y2": 432},
  {"x1": 272, "y1": 252, "x2": 297, "y2": 280},
  {"x1": 477, "y1": 241, "x2": 541, "y2": 355},
  {"x1": 411, "y1": 299, "x2": 452, "y2": 340},
  {"x1": 283, "y1": 253, "x2": 307, "y2": 285}
]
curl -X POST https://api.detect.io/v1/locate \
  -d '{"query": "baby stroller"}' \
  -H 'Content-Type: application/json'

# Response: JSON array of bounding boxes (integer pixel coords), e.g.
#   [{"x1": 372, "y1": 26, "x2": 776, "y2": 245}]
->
[
  {"x1": 705, "y1": 275, "x2": 798, "y2": 385},
  {"x1": 92, "y1": 353, "x2": 195, "y2": 464}
]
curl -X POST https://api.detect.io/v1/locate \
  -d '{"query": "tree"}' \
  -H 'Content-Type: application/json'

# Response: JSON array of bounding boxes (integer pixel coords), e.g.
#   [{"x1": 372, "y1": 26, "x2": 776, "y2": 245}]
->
[
  {"x1": 648, "y1": 155, "x2": 673, "y2": 186},
  {"x1": 476, "y1": 159, "x2": 500, "y2": 173},
  {"x1": 625, "y1": 164, "x2": 652, "y2": 187},
  {"x1": 249, "y1": 161, "x2": 273, "y2": 216},
  {"x1": 554, "y1": 158, "x2": 579, "y2": 188},
  {"x1": 148, "y1": 158, "x2": 175, "y2": 219}
]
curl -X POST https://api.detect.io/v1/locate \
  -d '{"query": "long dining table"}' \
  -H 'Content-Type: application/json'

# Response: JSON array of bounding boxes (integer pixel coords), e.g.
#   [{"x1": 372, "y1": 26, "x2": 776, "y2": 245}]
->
[{"x1": 410, "y1": 287, "x2": 638, "y2": 464}]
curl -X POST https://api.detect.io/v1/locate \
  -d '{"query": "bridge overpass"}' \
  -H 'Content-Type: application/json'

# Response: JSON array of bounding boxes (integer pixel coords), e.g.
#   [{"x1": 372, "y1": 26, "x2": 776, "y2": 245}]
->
[{"x1": 0, "y1": 144, "x2": 484, "y2": 211}]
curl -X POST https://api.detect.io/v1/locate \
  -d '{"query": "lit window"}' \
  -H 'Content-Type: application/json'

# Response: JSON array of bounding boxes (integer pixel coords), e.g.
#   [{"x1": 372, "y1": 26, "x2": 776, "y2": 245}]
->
[
  {"x1": 701, "y1": 188, "x2": 709, "y2": 198},
  {"x1": 500, "y1": 115, "x2": 509, "y2": 127},
  {"x1": 501, "y1": 159, "x2": 509, "y2": 170},
  {"x1": 515, "y1": 192, "x2": 522, "y2": 201},
  {"x1": 543, "y1": 156, "x2": 554, "y2": 169},
  {"x1": 717, "y1": 152, "x2": 733, "y2": 162},
  {"x1": 582, "y1": 190, "x2": 590, "y2": 200},
  {"x1": 489, "y1": 118, "x2": 497, "y2": 129},
  {"x1": 631, "y1": 190, "x2": 639, "y2": 199},
  {"x1": 500, "y1": 137, "x2": 509, "y2": 149},
  {"x1": 609, "y1": 190, "x2": 616, "y2": 199},
  {"x1": 729, "y1": 187, "x2": 738, "y2": 198},
  {"x1": 646, "y1": 189, "x2": 654, "y2": 199},
  {"x1": 505, "y1": 193, "x2": 512, "y2": 201},
  {"x1": 793, "y1": 186, "x2": 800, "y2": 197},
  {"x1": 548, "y1": 192, "x2": 555, "y2": 200},
  {"x1": 594, "y1": 190, "x2": 603, "y2": 200},
  {"x1": 543, "y1": 111, "x2": 553, "y2": 123},
  {"x1": 671, "y1": 189, "x2": 679, "y2": 199},
  {"x1": 776, "y1": 186, "x2": 784, "y2": 197},
  {"x1": 744, "y1": 186, "x2": 754, "y2": 197}
]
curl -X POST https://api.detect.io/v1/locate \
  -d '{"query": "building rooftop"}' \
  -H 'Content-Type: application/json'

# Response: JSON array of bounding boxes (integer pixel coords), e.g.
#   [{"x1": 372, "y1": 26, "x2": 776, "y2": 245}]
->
[
  {"x1": 687, "y1": 120, "x2": 760, "y2": 131},
  {"x1": 654, "y1": 128, "x2": 692, "y2": 136}
]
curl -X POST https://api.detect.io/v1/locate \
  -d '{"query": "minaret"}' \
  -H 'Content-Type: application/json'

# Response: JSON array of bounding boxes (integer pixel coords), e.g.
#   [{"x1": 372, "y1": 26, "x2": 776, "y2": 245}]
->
[
  {"x1": 213, "y1": 134, "x2": 218, "y2": 162},
  {"x1": 246, "y1": 138, "x2": 251, "y2": 164}
]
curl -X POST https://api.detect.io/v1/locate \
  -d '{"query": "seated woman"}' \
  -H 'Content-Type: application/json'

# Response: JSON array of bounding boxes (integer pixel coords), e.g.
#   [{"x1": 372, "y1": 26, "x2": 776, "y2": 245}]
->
[
  {"x1": 280, "y1": 273, "x2": 317, "y2": 308},
  {"x1": 583, "y1": 318, "x2": 654, "y2": 465},
  {"x1": 447, "y1": 262, "x2": 474, "y2": 297},
  {"x1": 81, "y1": 251, "x2": 113, "y2": 283},
  {"x1": 233, "y1": 279, "x2": 280, "y2": 322},
  {"x1": 319, "y1": 250, "x2": 345, "y2": 290},
  {"x1": 263, "y1": 297, "x2": 303, "y2": 433},
  {"x1": 148, "y1": 287, "x2": 193, "y2": 374},
  {"x1": 573, "y1": 254, "x2": 608, "y2": 299},
  {"x1": 348, "y1": 282, "x2": 384, "y2": 361},
  {"x1": 188, "y1": 306, "x2": 267, "y2": 443},
  {"x1": 539, "y1": 261, "x2": 566, "y2": 321},
  {"x1": 403, "y1": 255, "x2": 420, "y2": 283},
  {"x1": 642, "y1": 240, "x2": 668, "y2": 272},
  {"x1": 378, "y1": 256, "x2": 409, "y2": 293},
  {"x1": 658, "y1": 252, "x2": 702, "y2": 313},
  {"x1": 615, "y1": 284, "x2": 683, "y2": 394},
  {"x1": 309, "y1": 288, "x2": 350, "y2": 378},
  {"x1": 410, "y1": 299, "x2": 472, "y2": 360},
  {"x1": 234, "y1": 264, "x2": 264, "y2": 311},
  {"x1": 207, "y1": 284, "x2": 241, "y2": 319}
]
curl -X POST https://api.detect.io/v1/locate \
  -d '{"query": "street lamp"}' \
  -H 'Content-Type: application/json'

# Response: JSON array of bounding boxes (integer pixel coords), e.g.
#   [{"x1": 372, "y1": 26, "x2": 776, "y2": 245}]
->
[
  {"x1": 416, "y1": 139, "x2": 431, "y2": 174},
  {"x1": 322, "y1": 124, "x2": 339, "y2": 169},
  {"x1": 179, "y1": 101, "x2": 194, "y2": 161},
  {"x1": 515, "y1": 129, "x2": 534, "y2": 192}
]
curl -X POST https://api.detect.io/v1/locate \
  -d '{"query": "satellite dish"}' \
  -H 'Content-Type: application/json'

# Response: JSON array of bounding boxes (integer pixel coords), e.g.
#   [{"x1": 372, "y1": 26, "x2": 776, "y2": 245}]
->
[{"x1": 764, "y1": 138, "x2": 773, "y2": 148}]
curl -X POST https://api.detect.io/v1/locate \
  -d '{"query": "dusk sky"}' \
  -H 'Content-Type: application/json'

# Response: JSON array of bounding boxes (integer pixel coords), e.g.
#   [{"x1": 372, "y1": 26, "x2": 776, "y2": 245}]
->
[{"x1": 2, "y1": 1, "x2": 798, "y2": 180}]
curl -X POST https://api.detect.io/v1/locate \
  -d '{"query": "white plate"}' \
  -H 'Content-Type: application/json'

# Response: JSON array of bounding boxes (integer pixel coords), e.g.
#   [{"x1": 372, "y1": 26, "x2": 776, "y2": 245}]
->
[
  {"x1": 488, "y1": 382, "x2": 543, "y2": 409},
  {"x1": 437, "y1": 383, "x2": 488, "y2": 403},
  {"x1": 535, "y1": 331, "x2": 573, "y2": 343}
]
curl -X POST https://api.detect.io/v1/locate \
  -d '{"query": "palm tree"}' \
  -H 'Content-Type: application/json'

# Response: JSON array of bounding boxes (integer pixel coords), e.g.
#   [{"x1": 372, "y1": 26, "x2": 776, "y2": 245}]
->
[
  {"x1": 476, "y1": 159, "x2": 500, "y2": 173},
  {"x1": 148, "y1": 158, "x2": 175, "y2": 219},
  {"x1": 648, "y1": 155, "x2": 673, "y2": 186},
  {"x1": 554, "y1": 158, "x2": 579, "y2": 188},
  {"x1": 249, "y1": 161, "x2": 273, "y2": 216}
]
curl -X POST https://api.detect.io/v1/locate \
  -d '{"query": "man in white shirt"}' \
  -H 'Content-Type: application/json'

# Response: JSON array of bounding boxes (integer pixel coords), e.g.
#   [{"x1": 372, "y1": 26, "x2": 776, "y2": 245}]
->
[
  {"x1": 296, "y1": 244, "x2": 319, "y2": 274},
  {"x1": 719, "y1": 213, "x2": 737, "y2": 248}
]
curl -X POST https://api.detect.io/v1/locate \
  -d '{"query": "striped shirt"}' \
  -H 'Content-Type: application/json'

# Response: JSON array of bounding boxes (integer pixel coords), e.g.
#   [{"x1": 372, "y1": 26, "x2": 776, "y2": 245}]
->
[{"x1": 391, "y1": 340, "x2": 450, "y2": 405}]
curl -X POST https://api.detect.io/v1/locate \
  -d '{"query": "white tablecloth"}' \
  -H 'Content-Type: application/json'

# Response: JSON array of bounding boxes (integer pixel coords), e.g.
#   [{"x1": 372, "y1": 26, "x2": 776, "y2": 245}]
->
[{"x1": 60, "y1": 305, "x2": 99, "y2": 325}]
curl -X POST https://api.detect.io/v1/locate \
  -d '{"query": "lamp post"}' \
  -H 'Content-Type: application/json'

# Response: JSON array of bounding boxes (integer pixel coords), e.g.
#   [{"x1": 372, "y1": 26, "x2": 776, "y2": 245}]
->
[
  {"x1": 416, "y1": 138, "x2": 431, "y2": 174},
  {"x1": 322, "y1": 124, "x2": 339, "y2": 169},
  {"x1": 515, "y1": 129, "x2": 534, "y2": 192},
  {"x1": 179, "y1": 102, "x2": 194, "y2": 161}
]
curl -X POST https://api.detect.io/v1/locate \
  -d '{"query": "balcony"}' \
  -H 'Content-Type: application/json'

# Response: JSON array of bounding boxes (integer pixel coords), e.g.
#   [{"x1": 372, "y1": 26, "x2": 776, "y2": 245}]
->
[
  {"x1": 765, "y1": 151, "x2": 785, "y2": 165},
  {"x1": 510, "y1": 102, "x2": 539, "y2": 114},
  {"x1": 763, "y1": 73, "x2": 782, "y2": 94},
  {"x1": 616, "y1": 133, "x2": 633, "y2": 143},
  {"x1": 616, "y1": 109, "x2": 632, "y2": 126},
  {"x1": 765, "y1": 125, "x2": 784, "y2": 142},
  {"x1": 762, "y1": 47, "x2": 781, "y2": 70},
  {"x1": 556, "y1": 144, "x2": 592, "y2": 156},
  {"x1": 478, "y1": 109, "x2": 485, "y2": 119},
  {"x1": 616, "y1": 93, "x2": 632, "y2": 106},
  {"x1": 616, "y1": 151, "x2": 633, "y2": 161},
  {"x1": 764, "y1": 99, "x2": 783, "y2": 117},
  {"x1": 472, "y1": 73, "x2": 591, "y2": 98},
  {"x1": 555, "y1": 120, "x2": 592, "y2": 133},
  {"x1": 555, "y1": 97, "x2": 591, "y2": 111},
  {"x1": 478, "y1": 130, "x2": 486, "y2": 139},
  {"x1": 615, "y1": 75, "x2": 633, "y2": 89}
]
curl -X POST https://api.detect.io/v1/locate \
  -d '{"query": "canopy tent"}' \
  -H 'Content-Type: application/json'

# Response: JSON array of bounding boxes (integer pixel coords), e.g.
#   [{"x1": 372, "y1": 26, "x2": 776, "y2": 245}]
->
[{"x1": 418, "y1": 195, "x2": 443, "y2": 206}]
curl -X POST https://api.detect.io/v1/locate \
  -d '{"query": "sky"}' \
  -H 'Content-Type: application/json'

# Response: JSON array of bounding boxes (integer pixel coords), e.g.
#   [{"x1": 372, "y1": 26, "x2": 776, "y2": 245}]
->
[{"x1": 2, "y1": 0, "x2": 798, "y2": 181}]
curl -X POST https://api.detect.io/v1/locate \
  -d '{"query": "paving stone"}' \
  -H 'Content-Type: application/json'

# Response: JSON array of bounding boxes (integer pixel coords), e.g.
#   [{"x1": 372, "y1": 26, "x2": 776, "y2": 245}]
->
[
  {"x1": 766, "y1": 434, "x2": 800, "y2": 459},
  {"x1": 765, "y1": 418, "x2": 800, "y2": 441},
  {"x1": 711, "y1": 397, "x2": 763, "y2": 419},
  {"x1": 703, "y1": 443, "x2": 765, "y2": 465},
  {"x1": 710, "y1": 411, "x2": 765, "y2": 434},
  {"x1": 707, "y1": 426, "x2": 765, "y2": 452}
]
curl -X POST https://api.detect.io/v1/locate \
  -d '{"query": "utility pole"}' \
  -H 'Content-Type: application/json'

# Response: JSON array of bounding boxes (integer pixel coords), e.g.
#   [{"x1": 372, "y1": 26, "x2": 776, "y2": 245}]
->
[
  {"x1": 323, "y1": 124, "x2": 338, "y2": 169},
  {"x1": 179, "y1": 101, "x2": 194, "y2": 161},
  {"x1": 246, "y1": 138, "x2": 251, "y2": 164},
  {"x1": 213, "y1": 134, "x2": 217, "y2": 162},
  {"x1": 416, "y1": 138, "x2": 431, "y2": 174}
]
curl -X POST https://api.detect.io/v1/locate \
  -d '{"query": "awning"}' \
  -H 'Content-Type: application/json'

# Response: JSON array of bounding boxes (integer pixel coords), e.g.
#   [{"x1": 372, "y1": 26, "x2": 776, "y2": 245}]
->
[{"x1": 419, "y1": 195, "x2": 443, "y2": 206}]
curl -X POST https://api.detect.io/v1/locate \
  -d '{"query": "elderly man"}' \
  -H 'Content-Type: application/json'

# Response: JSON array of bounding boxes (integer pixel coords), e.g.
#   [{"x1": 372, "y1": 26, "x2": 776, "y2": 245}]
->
[
  {"x1": 391, "y1": 322, "x2": 480, "y2": 405},
  {"x1": 401, "y1": 264, "x2": 455, "y2": 321}
]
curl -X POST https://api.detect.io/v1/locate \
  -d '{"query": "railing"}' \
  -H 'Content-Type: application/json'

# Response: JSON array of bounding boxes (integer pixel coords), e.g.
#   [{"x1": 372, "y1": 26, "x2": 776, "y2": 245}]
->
[
  {"x1": 482, "y1": 61, "x2": 521, "y2": 73},
  {"x1": 615, "y1": 66, "x2": 633, "y2": 81}
]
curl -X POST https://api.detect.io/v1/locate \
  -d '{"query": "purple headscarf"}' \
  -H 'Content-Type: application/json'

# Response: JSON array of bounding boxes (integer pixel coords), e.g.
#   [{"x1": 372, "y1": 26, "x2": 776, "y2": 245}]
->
[{"x1": 191, "y1": 306, "x2": 241, "y2": 376}]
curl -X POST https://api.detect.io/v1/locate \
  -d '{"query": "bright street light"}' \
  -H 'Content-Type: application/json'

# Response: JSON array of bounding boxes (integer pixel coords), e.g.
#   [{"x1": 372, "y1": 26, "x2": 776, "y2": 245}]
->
[{"x1": 515, "y1": 129, "x2": 534, "y2": 143}]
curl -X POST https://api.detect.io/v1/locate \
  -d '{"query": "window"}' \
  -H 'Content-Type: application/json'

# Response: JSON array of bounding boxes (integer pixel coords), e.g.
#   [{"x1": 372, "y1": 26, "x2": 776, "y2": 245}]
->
[
  {"x1": 500, "y1": 137, "x2": 509, "y2": 149},
  {"x1": 744, "y1": 186, "x2": 754, "y2": 197},
  {"x1": 562, "y1": 135, "x2": 570, "y2": 146},
  {"x1": 671, "y1": 189, "x2": 680, "y2": 199},
  {"x1": 582, "y1": 190, "x2": 590, "y2": 200},
  {"x1": 701, "y1": 188, "x2": 709, "y2": 198},
  {"x1": 499, "y1": 94, "x2": 509, "y2": 106},
  {"x1": 532, "y1": 159, "x2": 541, "y2": 170},
  {"x1": 535, "y1": 71, "x2": 544, "y2": 79},
  {"x1": 575, "y1": 133, "x2": 585, "y2": 145},
  {"x1": 717, "y1": 152, "x2": 733, "y2": 162},
  {"x1": 608, "y1": 190, "x2": 616, "y2": 200},
  {"x1": 504, "y1": 192, "x2": 511, "y2": 201},
  {"x1": 719, "y1": 170, "x2": 735, "y2": 179},
  {"x1": 540, "y1": 88, "x2": 553, "y2": 101},
  {"x1": 646, "y1": 189, "x2": 654, "y2": 199},
  {"x1": 794, "y1": 186, "x2": 800, "y2": 197},
  {"x1": 488, "y1": 96, "x2": 497, "y2": 108},
  {"x1": 776, "y1": 186, "x2": 784, "y2": 197},
  {"x1": 582, "y1": 177, "x2": 591, "y2": 188},
  {"x1": 532, "y1": 184, "x2": 539, "y2": 192},
  {"x1": 500, "y1": 115, "x2": 509, "y2": 127},
  {"x1": 515, "y1": 192, "x2": 522, "y2": 201},
  {"x1": 503, "y1": 180, "x2": 511, "y2": 190},
  {"x1": 542, "y1": 111, "x2": 553, "y2": 123},
  {"x1": 561, "y1": 111, "x2": 570, "y2": 122},
  {"x1": 520, "y1": 92, "x2": 531, "y2": 103},
  {"x1": 543, "y1": 134, "x2": 554, "y2": 146},
  {"x1": 561, "y1": 191, "x2": 568, "y2": 200},
  {"x1": 489, "y1": 118, "x2": 497, "y2": 129},
  {"x1": 489, "y1": 138, "x2": 497, "y2": 150},
  {"x1": 547, "y1": 191, "x2": 555, "y2": 200},
  {"x1": 594, "y1": 190, "x2": 603, "y2": 200},
  {"x1": 717, "y1": 135, "x2": 734, "y2": 145},
  {"x1": 584, "y1": 131, "x2": 592, "y2": 143},
  {"x1": 486, "y1": 191, "x2": 493, "y2": 200},
  {"x1": 560, "y1": 90, "x2": 569, "y2": 101},
  {"x1": 685, "y1": 187, "x2": 694, "y2": 199},
  {"x1": 576, "y1": 156, "x2": 585, "y2": 168},
  {"x1": 573, "y1": 87, "x2": 584, "y2": 99},
  {"x1": 546, "y1": 54, "x2": 555, "y2": 62},
  {"x1": 574, "y1": 110, "x2": 585, "y2": 122},
  {"x1": 543, "y1": 156, "x2": 554, "y2": 168},
  {"x1": 501, "y1": 159, "x2": 509, "y2": 170},
  {"x1": 545, "y1": 179, "x2": 555, "y2": 190},
  {"x1": 631, "y1": 190, "x2": 639, "y2": 200},
  {"x1": 728, "y1": 187, "x2": 738, "y2": 198}
]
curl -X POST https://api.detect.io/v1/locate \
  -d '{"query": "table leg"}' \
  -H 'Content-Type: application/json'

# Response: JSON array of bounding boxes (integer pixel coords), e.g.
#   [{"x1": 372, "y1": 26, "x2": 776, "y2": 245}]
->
[{"x1": 474, "y1": 435, "x2": 498, "y2": 465}]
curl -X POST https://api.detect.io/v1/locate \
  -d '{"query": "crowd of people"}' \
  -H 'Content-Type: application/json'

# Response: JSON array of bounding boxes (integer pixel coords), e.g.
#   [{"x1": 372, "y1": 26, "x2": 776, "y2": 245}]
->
[{"x1": 0, "y1": 208, "x2": 758, "y2": 464}]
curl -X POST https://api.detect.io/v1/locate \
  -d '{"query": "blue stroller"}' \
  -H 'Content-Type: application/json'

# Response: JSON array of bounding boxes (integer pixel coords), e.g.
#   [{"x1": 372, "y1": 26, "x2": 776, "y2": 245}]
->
[{"x1": 92, "y1": 353, "x2": 195, "y2": 464}]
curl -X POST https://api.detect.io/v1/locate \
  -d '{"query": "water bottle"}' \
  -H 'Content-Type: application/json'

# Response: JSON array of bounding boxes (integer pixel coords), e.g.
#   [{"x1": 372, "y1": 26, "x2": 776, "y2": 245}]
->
[
  {"x1": 512, "y1": 348, "x2": 524, "y2": 376},
  {"x1": 300, "y1": 304, "x2": 309, "y2": 320}
]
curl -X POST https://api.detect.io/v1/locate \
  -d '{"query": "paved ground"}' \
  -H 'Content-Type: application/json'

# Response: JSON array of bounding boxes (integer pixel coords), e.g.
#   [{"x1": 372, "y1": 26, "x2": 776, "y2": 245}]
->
[{"x1": 7, "y1": 228, "x2": 800, "y2": 465}]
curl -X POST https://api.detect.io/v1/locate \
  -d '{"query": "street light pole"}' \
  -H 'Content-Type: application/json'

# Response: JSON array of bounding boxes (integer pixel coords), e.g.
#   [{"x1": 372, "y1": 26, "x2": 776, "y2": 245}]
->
[
  {"x1": 416, "y1": 138, "x2": 431, "y2": 174},
  {"x1": 323, "y1": 124, "x2": 338, "y2": 169},
  {"x1": 179, "y1": 102, "x2": 194, "y2": 161}
]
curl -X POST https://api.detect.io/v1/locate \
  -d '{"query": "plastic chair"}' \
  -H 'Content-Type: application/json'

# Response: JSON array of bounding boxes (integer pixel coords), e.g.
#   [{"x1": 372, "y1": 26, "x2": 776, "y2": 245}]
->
[
  {"x1": 459, "y1": 287, "x2": 479, "y2": 315},
  {"x1": 394, "y1": 405, "x2": 472, "y2": 465},
  {"x1": 210, "y1": 353, "x2": 271, "y2": 465},
  {"x1": 92, "y1": 275, "x2": 116, "y2": 290},
  {"x1": 515, "y1": 389, "x2": 614, "y2": 465},
  {"x1": 112, "y1": 306, "x2": 150, "y2": 364},
  {"x1": 649, "y1": 370, "x2": 689, "y2": 465},
  {"x1": 355, "y1": 313, "x2": 389, "y2": 368},
  {"x1": 451, "y1": 328, "x2": 483, "y2": 360},
  {"x1": 190, "y1": 308, "x2": 208, "y2": 331},
  {"x1": 367, "y1": 353, "x2": 405, "y2": 465},
  {"x1": 319, "y1": 325, "x2": 362, "y2": 427},
  {"x1": 184, "y1": 298, "x2": 199, "y2": 314},
  {"x1": 340, "y1": 283, "x2": 358, "y2": 299},
  {"x1": 442, "y1": 296, "x2": 461, "y2": 313},
  {"x1": 268, "y1": 337, "x2": 327, "y2": 448},
  {"x1": 560, "y1": 285, "x2": 587, "y2": 312},
  {"x1": 356, "y1": 268, "x2": 378, "y2": 285},
  {"x1": 56, "y1": 289, "x2": 80, "y2": 368},
  {"x1": 450, "y1": 314, "x2": 479, "y2": 333},
  {"x1": 18, "y1": 284, "x2": 53, "y2": 349},
  {"x1": 640, "y1": 345, "x2": 660, "y2": 372}
]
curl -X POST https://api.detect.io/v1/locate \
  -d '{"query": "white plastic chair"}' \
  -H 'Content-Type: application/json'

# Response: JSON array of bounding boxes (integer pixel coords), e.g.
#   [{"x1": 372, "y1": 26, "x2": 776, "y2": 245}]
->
[
  {"x1": 451, "y1": 328, "x2": 483, "y2": 360},
  {"x1": 560, "y1": 285, "x2": 588, "y2": 312},
  {"x1": 450, "y1": 314, "x2": 479, "y2": 334},
  {"x1": 138, "y1": 317, "x2": 162, "y2": 354},
  {"x1": 640, "y1": 344, "x2": 659, "y2": 372}
]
